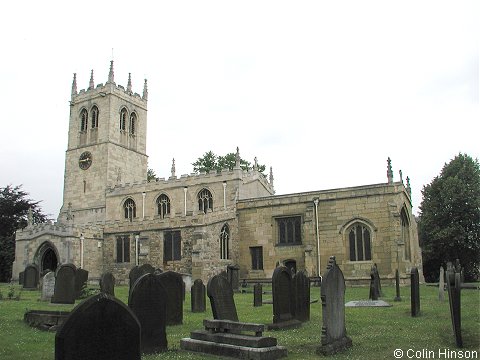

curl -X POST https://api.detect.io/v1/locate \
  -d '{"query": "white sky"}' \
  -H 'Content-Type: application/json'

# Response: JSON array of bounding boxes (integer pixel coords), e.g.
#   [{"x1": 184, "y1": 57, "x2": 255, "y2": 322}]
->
[{"x1": 0, "y1": 0, "x2": 478, "y2": 219}]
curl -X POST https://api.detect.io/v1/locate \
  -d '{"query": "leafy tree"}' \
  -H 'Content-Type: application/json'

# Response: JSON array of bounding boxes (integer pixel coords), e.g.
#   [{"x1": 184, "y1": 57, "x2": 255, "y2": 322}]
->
[
  {"x1": 418, "y1": 153, "x2": 480, "y2": 282},
  {"x1": 0, "y1": 185, "x2": 47, "y2": 282},
  {"x1": 147, "y1": 168, "x2": 159, "y2": 182},
  {"x1": 192, "y1": 151, "x2": 266, "y2": 174}
]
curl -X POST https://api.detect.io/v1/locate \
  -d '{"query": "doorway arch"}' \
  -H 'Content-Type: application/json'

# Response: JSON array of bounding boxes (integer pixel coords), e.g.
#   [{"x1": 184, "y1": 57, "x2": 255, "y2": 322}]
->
[{"x1": 34, "y1": 242, "x2": 59, "y2": 275}]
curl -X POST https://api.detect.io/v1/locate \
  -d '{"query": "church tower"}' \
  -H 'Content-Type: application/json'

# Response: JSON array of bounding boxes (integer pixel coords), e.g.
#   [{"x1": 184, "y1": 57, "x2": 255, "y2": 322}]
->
[{"x1": 60, "y1": 62, "x2": 148, "y2": 224}]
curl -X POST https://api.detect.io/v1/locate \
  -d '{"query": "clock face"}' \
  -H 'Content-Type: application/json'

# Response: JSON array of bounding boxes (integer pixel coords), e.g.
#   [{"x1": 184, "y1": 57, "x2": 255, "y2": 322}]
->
[{"x1": 79, "y1": 151, "x2": 92, "y2": 170}]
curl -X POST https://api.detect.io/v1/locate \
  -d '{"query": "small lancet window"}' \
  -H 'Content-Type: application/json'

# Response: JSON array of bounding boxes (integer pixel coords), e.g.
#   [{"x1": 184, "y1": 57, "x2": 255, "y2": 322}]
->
[
  {"x1": 91, "y1": 106, "x2": 99, "y2": 128},
  {"x1": 120, "y1": 108, "x2": 128, "y2": 131},
  {"x1": 80, "y1": 109, "x2": 88, "y2": 131},
  {"x1": 220, "y1": 224, "x2": 230, "y2": 259},
  {"x1": 129, "y1": 112, "x2": 137, "y2": 135}
]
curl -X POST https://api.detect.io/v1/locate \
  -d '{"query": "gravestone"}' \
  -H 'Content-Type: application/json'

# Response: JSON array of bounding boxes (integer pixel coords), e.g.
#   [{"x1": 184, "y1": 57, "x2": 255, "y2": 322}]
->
[
  {"x1": 23, "y1": 264, "x2": 39, "y2": 289},
  {"x1": 207, "y1": 273, "x2": 238, "y2": 321},
  {"x1": 410, "y1": 267, "x2": 420, "y2": 317},
  {"x1": 74, "y1": 269, "x2": 89, "y2": 299},
  {"x1": 394, "y1": 269, "x2": 402, "y2": 301},
  {"x1": 293, "y1": 270, "x2": 310, "y2": 322},
  {"x1": 19, "y1": 271, "x2": 24, "y2": 285},
  {"x1": 41, "y1": 271, "x2": 56, "y2": 301},
  {"x1": 253, "y1": 283, "x2": 263, "y2": 307},
  {"x1": 191, "y1": 279, "x2": 206, "y2": 313},
  {"x1": 369, "y1": 265, "x2": 381, "y2": 300},
  {"x1": 129, "y1": 264, "x2": 154, "y2": 293},
  {"x1": 268, "y1": 266, "x2": 301, "y2": 330},
  {"x1": 439, "y1": 266, "x2": 445, "y2": 302},
  {"x1": 99, "y1": 272, "x2": 115, "y2": 296},
  {"x1": 373, "y1": 263, "x2": 383, "y2": 296},
  {"x1": 227, "y1": 264, "x2": 240, "y2": 292},
  {"x1": 52, "y1": 264, "x2": 77, "y2": 304},
  {"x1": 128, "y1": 273, "x2": 168, "y2": 354},
  {"x1": 446, "y1": 262, "x2": 462, "y2": 347},
  {"x1": 156, "y1": 271, "x2": 184, "y2": 325},
  {"x1": 55, "y1": 293, "x2": 141, "y2": 360},
  {"x1": 317, "y1": 256, "x2": 352, "y2": 355}
]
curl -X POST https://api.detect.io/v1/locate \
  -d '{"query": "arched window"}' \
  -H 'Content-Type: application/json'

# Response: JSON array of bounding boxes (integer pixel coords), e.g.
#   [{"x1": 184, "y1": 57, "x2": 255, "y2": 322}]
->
[
  {"x1": 198, "y1": 188, "x2": 213, "y2": 214},
  {"x1": 400, "y1": 208, "x2": 411, "y2": 260},
  {"x1": 80, "y1": 109, "x2": 88, "y2": 131},
  {"x1": 91, "y1": 106, "x2": 99, "y2": 128},
  {"x1": 119, "y1": 108, "x2": 128, "y2": 131},
  {"x1": 220, "y1": 224, "x2": 230, "y2": 259},
  {"x1": 348, "y1": 223, "x2": 372, "y2": 261},
  {"x1": 156, "y1": 194, "x2": 170, "y2": 219},
  {"x1": 129, "y1": 112, "x2": 137, "y2": 135},
  {"x1": 124, "y1": 198, "x2": 136, "y2": 221}
]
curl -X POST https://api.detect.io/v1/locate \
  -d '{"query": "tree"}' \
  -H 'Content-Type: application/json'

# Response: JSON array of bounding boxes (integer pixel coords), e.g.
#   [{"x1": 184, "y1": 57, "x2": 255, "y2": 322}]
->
[
  {"x1": 147, "y1": 168, "x2": 159, "y2": 182},
  {"x1": 0, "y1": 185, "x2": 47, "y2": 282},
  {"x1": 418, "y1": 153, "x2": 480, "y2": 282},
  {"x1": 192, "y1": 151, "x2": 266, "y2": 174}
]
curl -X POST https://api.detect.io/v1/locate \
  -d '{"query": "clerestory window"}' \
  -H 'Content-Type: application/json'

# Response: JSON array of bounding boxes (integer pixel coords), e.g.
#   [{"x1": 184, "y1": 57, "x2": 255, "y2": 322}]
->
[
  {"x1": 156, "y1": 194, "x2": 171, "y2": 219},
  {"x1": 124, "y1": 198, "x2": 136, "y2": 221},
  {"x1": 198, "y1": 188, "x2": 213, "y2": 214}
]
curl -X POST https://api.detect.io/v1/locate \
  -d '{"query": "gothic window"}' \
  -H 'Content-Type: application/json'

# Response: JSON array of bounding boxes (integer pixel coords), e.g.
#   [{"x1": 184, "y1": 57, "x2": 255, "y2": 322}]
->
[
  {"x1": 164, "y1": 230, "x2": 181, "y2": 262},
  {"x1": 400, "y1": 208, "x2": 411, "y2": 261},
  {"x1": 156, "y1": 194, "x2": 170, "y2": 219},
  {"x1": 198, "y1": 188, "x2": 213, "y2": 214},
  {"x1": 129, "y1": 112, "x2": 137, "y2": 135},
  {"x1": 250, "y1": 246, "x2": 263, "y2": 270},
  {"x1": 120, "y1": 107, "x2": 128, "y2": 131},
  {"x1": 91, "y1": 106, "x2": 99, "y2": 128},
  {"x1": 348, "y1": 223, "x2": 372, "y2": 261},
  {"x1": 220, "y1": 224, "x2": 230, "y2": 260},
  {"x1": 124, "y1": 198, "x2": 136, "y2": 221},
  {"x1": 116, "y1": 235, "x2": 130, "y2": 263},
  {"x1": 80, "y1": 109, "x2": 88, "y2": 131},
  {"x1": 277, "y1": 216, "x2": 302, "y2": 245}
]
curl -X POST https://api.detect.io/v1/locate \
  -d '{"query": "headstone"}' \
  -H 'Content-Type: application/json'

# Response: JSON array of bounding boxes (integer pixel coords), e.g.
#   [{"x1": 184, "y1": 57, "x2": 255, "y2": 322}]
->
[
  {"x1": 253, "y1": 283, "x2": 263, "y2": 307},
  {"x1": 156, "y1": 271, "x2": 184, "y2": 325},
  {"x1": 138, "y1": 263, "x2": 155, "y2": 275},
  {"x1": 227, "y1": 264, "x2": 240, "y2": 292},
  {"x1": 293, "y1": 270, "x2": 310, "y2": 322},
  {"x1": 128, "y1": 273, "x2": 168, "y2": 354},
  {"x1": 439, "y1": 266, "x2": 445, "y2": 302},
  {"x1": 317, "y1": 256, "x2": 352, "y2": 355},
  {"x1": 74, "y1": 269, "x2": 89, "y2": 299},
  {"x1": 19, "y1": 271, "x2": 24, "y2": 285},
  {"x1": 191, "y1": 279, "x2": 206, "y2": 313},
  {"x1": 410, "y1": 267, "x2": 420, "y2": 317},
  {"x1": 99, "y1": 272, "x2": 115, "y2": 296},
  {"x1": 41, "y1": 271, "x2": 56, "y2": 301},
  {"x1": 394, "y1": 269, "x2": 402, "y2": 301},
  {"x1": 55, "y1": 293, "x2": 141, "y2": 360},
  {"x1": 446, "y1": 262, "x2": 462, "y2": 347},
  {"x1": 23, "y1": 264, "x2": 39, "y2": 289},
  {"x1": 373, "y1": 263, "x2": 383, "y2": 297},
  {"x1": 268, "y1": 266, "x2": 301, "y2": 330},
  {"x1": 207, "y1": 273, "x2": 238, "y2": 321},
  {"x1": 52, "y1": 264, "x2": 77, "y2": 304},
  {"x1": 129, "y1": 264, "x2": 154, "y2": 293}
]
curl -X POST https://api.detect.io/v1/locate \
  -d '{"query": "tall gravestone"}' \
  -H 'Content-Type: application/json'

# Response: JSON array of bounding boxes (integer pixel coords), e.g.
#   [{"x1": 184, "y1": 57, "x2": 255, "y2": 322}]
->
[
  {"x1": 52, "y1": 264, "x2": 77, "y2": 304},
  {"x1": 41, "y1": 271, "x2": 56, "y2": 301},
  {"x1": 373, "y1": 263, "x2": 383, "y2": 297},
  {"x1": 293, "y1": 270, "x2": 310, "y2": 322},
  {"x1": 129, "y1": 264, "x2": 154, "y2": 294},
  {"x1": 74, "y1": 269, "x2": 89, "y2": 299},
  {"x1": 394, "y1": 269, "x2": 402, "y2": 301},
  {"x1": 446, "y1": 262, "x2": 462, "y2": 347},
  {"x1": 268, "y1": 266, "x2": 301, "y2": 330},
  {"x1": 253, "y1": 283, "x2": 263, "y2": 307},
  {"x1": 191, "y1": 279, "x2": 206, "y2": 313},
  {"x1": 439, "y1": 266, "x2": 445, "y2": 302},
  {"x1": 128, "y1": 273, "x2": 168, "y2": 354},
  {"x1": 19, "y1": 271, "x2": 25, "y2": 285},
  {"x1": 369, "y1": 267, "x2": 379, "y2": 300},
  {"x1": 410, "y1": 267, "x2": 420, "y2": 317},
  {"x1": 100, "y1": 272, "x2": 115, "y2": 296},
  {"x1": 157, "y1": 271, "x2": 183, "y2": 325},
  {"x1": 227, "y1": 264, "x2": 240, "y2": 292},
  {"x1": 55, "y1": 293, "x2": 141, "y2": 360},
  {"x1": 317, "y1": 256, "x2": 352, "y2": 355},
  {"x1": 207, "y1": 273, "x2": 238, "y2": 321},
  {"x1": 23, "y1": 264, "x2": 39, "y2": 289}
]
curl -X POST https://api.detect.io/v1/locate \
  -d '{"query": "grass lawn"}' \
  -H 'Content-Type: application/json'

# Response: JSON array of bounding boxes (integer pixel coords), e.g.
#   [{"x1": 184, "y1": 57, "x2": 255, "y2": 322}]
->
[{"x1": 0, "y1": 282, "x2": 478, "y2": 359}]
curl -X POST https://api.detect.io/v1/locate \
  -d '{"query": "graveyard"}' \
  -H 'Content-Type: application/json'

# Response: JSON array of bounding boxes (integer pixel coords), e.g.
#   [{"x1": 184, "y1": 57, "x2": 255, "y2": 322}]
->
[{"x1": 0, "y1": 279, "x2": 479, "y2": 360}]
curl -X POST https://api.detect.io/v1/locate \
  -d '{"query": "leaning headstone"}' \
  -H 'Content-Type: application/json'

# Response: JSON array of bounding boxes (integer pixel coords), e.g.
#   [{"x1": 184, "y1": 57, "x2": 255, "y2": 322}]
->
[
  {"x1": 207, "y1": 273, "x2": 238, "y2": 321},
  {"x1": 253, "y1": 283, "x2": 263, "y2": 307},
  {"x1": 23, "y1": 264, "x2": 39, "y2": 289},
  {"x1": 293, "y1": 270, "x2": 310, "y2": 322},
  {"x1": 55, "y1": 293, "x2": 141, "y2": 360},
  {"x1": 191, "y1": 279, "x2": 206, "y2": 313},
  {"x1": 439, "y1": 266, "x2": 445, "y2": 302},
  {"x1": 41, "y1": 271, "x2": 56, "y2": 301},
  {"x1": 227, "y1": 264, "x2": 240, "y2": 292},
  {"x1": 52, "y1": 264, "x2": 77, "y2": 304},
  {"x1": 446, "y1": 262, "x2": 463, "y2": 347},
  {"x1": 156, "y1": 271, "x2": 184, "y2": 325},
  {"x1": 128, "y1": 273, "x2": 168, "y2": 354},
  {"x1": 268, "y1": 266, "x2": 301, "y2": 330},
  {"x1": 394, "y1": 269, "x2": 402, "y2": 301},
  {"x1": 99, "y1": 272, "x2": 115, "y2": 296},
  {"x1": 316, "y1": 256, "x2": 352, "y2": 355},
  {"x1": 74, "y1": 269, "x2": 89, "y2": 299},
  {"x1": 410, "y1": 267, "x2": 420, "y2": 317}
]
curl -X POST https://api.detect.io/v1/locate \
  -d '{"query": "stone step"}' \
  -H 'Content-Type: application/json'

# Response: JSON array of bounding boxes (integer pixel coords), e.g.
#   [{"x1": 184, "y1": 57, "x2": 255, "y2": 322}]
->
[{"x1": 190, "y1": 330, "x2": 277, "y2": 348}]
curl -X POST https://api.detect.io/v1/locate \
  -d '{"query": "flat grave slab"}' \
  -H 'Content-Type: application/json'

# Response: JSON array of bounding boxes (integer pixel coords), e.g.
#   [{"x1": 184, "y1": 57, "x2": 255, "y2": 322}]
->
[{"x1": 345, "y1": 300, "x2": 392, "y2": 307}]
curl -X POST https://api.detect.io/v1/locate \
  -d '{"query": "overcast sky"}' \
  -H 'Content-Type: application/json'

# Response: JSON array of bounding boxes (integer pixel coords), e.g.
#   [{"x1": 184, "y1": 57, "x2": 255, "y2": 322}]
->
[{"x1": 1, "y1": 1, "x2": 478, "y2": 219}]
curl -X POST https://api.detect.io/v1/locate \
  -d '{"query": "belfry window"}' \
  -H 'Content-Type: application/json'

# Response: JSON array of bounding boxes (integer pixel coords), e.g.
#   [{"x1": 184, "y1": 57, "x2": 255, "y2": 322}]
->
[
  {"x1": 156, "y1": 194, "x2": 171, "y2": 219},
  {"x1": 220, "y1": 224, "x2": 230, "y2": 260},
  {"x1": 80, "y1": 109, "x2": 88, "y2": 131},
  {"x1": 348, "y1": 223, "x2": 372, "y2": 261},
  {"x1": 129, "y1": 112, "x2": 137, "y2": 135},
  {"x1": 124, "y1": 198, "x2": 136, "y2": 221},
  {"x1": 198, "y1": 188, "x2": 213, "y2": 214},
  {"x1": 91, "y1": 106, "x2": 99, "y2": 128},
  {"x1": 120, "y1": 108, "x2": 128, "y2": 131}
]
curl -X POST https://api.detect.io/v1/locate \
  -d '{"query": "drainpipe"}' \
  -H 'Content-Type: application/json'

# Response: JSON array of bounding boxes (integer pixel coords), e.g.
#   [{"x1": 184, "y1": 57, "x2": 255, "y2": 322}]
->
[
  {"x1": 223, "y1": 181, "x2": 227, "y2": 210},
  {"x1": 80, "y1": 233, "x2": 84, "y2": 269},
  {"x1": 142, "y1": 192, "x2": 146, "y2": 220},
  {"x1": 135, "y1": 234, "x2": 140, "y2": 266},
  {"x1": 313, "y1": 198, "x2": 320, "y2": 276},
  {"x1": 184, "y1": 187, "x2": 188, "y2": 216}
]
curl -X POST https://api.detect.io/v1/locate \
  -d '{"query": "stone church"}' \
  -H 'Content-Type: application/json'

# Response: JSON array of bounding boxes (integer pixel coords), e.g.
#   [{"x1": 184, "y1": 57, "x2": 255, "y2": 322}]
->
[{"x1": 12, "y1": 62, "x2": 423, "y2": 285}]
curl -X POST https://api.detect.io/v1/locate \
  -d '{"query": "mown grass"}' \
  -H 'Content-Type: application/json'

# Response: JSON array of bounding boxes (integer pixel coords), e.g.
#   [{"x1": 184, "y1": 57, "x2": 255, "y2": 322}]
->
[{"x1": 0, "y1": 283, "x2": 478, "y2": 359}]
